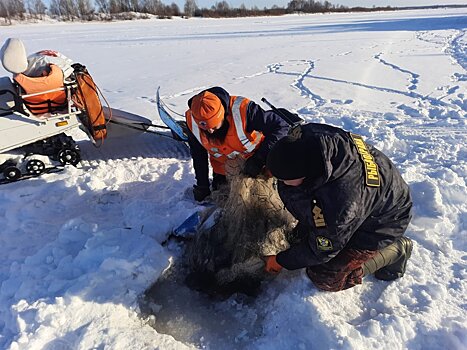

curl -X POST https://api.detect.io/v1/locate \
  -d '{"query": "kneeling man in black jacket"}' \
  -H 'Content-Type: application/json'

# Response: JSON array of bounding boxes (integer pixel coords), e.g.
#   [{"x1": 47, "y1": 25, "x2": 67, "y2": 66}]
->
[{"x1": 264, "y1": 123, "x2": 413, "y2": 292}]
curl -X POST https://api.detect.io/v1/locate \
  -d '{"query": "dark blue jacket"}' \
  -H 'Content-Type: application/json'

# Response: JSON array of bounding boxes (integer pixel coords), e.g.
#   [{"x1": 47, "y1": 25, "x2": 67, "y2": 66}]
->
[
  {"x1": 187, "y1": 87, "x2": 290, "y2": 187},
  {"x1": 276, "y1": 123, "x2": 412, "y2": 270}
]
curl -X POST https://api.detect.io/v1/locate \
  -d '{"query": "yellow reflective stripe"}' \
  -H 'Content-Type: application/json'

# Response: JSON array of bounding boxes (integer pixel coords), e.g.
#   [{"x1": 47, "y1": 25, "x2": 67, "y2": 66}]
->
[
  {"x1": 231, "y1": 97, "x2": 256, "y2": 153},
  {"x1": 350, "y1": 133, "x2": 381, "y2": 187}
]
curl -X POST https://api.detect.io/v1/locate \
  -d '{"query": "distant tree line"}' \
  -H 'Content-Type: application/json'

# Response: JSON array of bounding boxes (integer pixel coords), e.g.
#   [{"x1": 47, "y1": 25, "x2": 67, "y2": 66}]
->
[{"x1": 0, "y1": 0, "x2": 400, "y2": 24}]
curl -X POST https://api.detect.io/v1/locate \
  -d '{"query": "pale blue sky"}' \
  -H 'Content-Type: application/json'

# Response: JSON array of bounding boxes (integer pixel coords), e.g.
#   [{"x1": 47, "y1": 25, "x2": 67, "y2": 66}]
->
[{"x1": 176, "y1": 0, "x2": 467, "y2": 8}]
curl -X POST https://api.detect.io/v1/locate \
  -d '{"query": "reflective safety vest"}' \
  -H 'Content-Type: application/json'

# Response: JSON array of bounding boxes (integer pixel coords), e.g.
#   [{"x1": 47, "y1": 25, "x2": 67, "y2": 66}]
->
[
  {"x1": 14, "y1": 64, "x2": 67, "y2": 115},
  {"x1": 186, "y1": 95, "x2": 264, "y2": 175}
]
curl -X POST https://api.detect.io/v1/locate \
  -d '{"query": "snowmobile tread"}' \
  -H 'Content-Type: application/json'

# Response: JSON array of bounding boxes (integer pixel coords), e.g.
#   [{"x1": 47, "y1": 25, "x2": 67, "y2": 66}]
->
[{"x1": 0, "y1": 166, "x2": 65, "y2": 185}]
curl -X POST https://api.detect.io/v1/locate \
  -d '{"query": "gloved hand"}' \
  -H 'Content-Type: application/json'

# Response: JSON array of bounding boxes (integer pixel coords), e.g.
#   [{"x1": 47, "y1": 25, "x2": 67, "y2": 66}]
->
[
  {"x1": 243, "y1": 155, "x2": 264, "y2": 178},
  {"x1": 212, "y1": 173, "x2": 227, "y2": 191},
  {"x1": 264, "y1": 255, "x2": 283, "y2": 274},
  {"x1": 193, "y1": 185, "x2": 211, "y2": 202}
]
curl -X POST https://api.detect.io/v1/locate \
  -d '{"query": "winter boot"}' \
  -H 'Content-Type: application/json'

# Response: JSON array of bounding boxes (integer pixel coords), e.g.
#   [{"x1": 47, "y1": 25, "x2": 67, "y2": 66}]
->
[{"x1": 363, "y1": 237, "x2": 413, "y2": 281}]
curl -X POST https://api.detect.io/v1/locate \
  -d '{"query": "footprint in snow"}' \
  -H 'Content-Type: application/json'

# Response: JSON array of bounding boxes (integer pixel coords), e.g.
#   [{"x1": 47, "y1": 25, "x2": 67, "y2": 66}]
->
[{"x1": 330, "y1": 99, "x2": 353, "y2": 105}]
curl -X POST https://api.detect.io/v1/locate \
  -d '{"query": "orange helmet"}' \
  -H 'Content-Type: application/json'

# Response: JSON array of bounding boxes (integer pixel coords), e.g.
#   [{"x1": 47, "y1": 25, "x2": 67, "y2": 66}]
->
[{"x1": 191, "y1": 91, "x2": 225, "y2": 130}]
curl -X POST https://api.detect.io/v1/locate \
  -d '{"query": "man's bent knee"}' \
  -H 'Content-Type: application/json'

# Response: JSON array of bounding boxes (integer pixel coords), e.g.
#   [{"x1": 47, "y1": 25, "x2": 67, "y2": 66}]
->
[{"x1": 306, "y1": 266, "x2": 364, "y2": 292}]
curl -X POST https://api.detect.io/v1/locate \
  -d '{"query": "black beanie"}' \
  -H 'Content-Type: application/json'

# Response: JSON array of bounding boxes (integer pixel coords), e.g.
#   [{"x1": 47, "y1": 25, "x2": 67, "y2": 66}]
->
[{"x1": 267, "y1": 135, "x2": 323, "y2": 180}]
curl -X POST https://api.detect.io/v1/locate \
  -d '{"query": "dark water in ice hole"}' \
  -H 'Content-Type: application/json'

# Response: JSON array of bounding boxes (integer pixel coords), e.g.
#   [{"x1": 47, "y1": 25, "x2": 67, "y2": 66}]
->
[{"x1": 139, "y1": 244, "x2": 268, "y2": 349}]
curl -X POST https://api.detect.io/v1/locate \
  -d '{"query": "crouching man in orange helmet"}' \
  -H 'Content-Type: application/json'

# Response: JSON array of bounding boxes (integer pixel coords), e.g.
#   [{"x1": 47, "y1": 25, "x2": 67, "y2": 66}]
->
[{"x1": 185, "y1": 86, "x2": 290, "y2": 202}]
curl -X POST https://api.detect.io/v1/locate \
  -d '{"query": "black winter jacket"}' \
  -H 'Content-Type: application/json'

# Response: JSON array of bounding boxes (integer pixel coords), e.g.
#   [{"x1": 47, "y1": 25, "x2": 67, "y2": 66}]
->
[
  {"x1": 186, "y1": 87, "x2": 290, "y2": 187},
  {"x1": 276, "y1": 123, "x2": 412, "y2": 270}
]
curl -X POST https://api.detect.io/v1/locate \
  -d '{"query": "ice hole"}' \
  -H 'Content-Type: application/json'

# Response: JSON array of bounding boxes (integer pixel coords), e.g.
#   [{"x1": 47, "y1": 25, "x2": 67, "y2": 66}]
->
[{"x1": 139, "y1": 258, "x2": 266, "y2": 349}]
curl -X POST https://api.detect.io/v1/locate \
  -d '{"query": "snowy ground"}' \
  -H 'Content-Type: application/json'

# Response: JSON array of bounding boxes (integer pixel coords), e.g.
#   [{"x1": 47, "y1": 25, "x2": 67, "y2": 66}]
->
[{"x1": 0, "y1": 8, "x2": 466, "y2": 350}]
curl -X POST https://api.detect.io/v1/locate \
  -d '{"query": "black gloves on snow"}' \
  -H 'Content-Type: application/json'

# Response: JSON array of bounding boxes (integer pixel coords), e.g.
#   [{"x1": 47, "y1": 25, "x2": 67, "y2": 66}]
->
[
  {"x1": 243, "y1": 155, "x2": 265, "y2": 178},
  {"x1": 193, "y1": 185, "x2": 211, "y2": 202}
]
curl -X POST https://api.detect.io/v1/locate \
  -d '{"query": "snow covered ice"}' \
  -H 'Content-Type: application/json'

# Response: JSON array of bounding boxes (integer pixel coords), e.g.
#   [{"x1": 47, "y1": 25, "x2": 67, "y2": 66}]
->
[{"x1": 0, "y1": 7, "x2": 466, "y2": 349}]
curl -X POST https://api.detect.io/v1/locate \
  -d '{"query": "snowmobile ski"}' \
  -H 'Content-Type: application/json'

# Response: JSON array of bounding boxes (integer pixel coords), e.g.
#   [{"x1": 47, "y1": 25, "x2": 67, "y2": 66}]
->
[
  {"x1": 103, "y1": 106, "x2": 174, "y2": 139},
  {"x1": 156, "y1": 87, "x2": 188, "y2": 142},
  {"x1": 103, "y1": 106, "x2": 188, "y2": 142}
]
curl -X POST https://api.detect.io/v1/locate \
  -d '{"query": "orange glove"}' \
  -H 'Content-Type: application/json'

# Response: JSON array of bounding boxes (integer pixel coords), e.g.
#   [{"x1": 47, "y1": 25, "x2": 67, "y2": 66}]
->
[{"x1": 264, "y1": 255, "x2": 282, "y2": 273}]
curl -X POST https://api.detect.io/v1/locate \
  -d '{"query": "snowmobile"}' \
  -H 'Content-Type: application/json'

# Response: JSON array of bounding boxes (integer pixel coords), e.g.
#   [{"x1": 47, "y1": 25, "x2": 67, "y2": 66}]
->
[
  {"x1": 0, "y1": 36, "x2": 188, "y2": 184},
  {"x1": 0, "y1": 75, "x2": 83, "y2": 183},
  {"x1": 0, "y1": 79, "x2": 189, "y2": 184},
  {"x1": 0, "y1": 37, "x2": 107, "y2": 183}
]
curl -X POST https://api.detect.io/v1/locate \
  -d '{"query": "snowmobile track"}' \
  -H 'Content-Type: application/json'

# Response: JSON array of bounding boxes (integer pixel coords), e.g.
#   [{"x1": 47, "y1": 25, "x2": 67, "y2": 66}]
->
[{"x1": 0, "y1": 166, "x2": 64, "y2": 185}]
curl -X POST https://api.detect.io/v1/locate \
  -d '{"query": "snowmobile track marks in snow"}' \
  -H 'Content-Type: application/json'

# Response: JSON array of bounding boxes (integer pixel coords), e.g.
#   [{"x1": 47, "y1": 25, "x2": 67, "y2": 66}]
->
[{"x1": 78, "y1": 130, "x2": 190, "y2": 163}]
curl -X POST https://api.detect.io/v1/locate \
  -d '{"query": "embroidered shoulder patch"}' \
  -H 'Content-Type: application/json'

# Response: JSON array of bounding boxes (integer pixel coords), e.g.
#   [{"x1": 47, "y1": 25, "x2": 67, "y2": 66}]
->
[
  {"x1": 316, "y1": 236, "x2": 333, "y2": 251},
  {"x1": 311, "y1": 199, "x2": 326, "y2": 228}
]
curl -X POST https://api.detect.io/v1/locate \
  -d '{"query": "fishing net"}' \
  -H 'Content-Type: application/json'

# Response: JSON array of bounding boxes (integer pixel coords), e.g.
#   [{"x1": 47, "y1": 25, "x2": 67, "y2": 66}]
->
[{"x1": 185, "y1": 158, "x2": 297, "y2": 296}]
